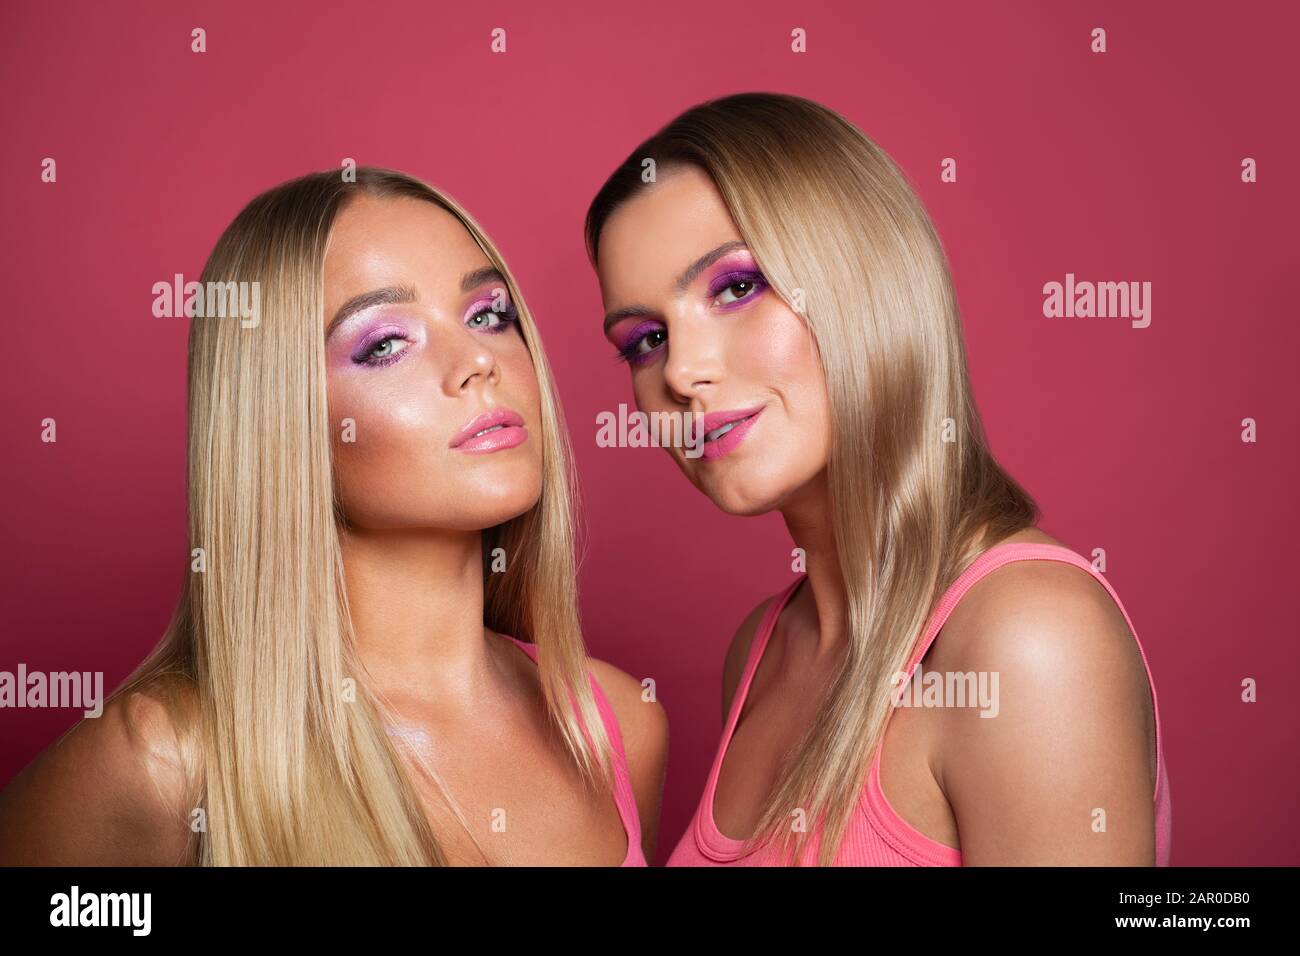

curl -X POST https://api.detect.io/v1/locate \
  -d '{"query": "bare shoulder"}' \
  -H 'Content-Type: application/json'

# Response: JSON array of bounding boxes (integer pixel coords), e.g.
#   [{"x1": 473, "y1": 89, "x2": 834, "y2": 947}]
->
[
  {"x1": 0, "y1": 681, "x2": 198, "y2": 865},
  {"x1": 938, "y1": 546, "x2": 1145, "y2": 681},
  {"x1": 931, "y1": 545, "x2": 1159, "y2": 864},
  {"x1": 585, "y1": 655, "x2": 669, "y2": 857},
  {"x1": 586, "y1": 657, "x2": 669, "y2": 757}
]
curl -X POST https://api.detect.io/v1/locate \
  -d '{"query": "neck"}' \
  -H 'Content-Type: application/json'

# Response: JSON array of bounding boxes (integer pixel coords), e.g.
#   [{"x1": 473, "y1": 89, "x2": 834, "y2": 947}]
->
[
  {"x1": 340, "y1": 526, "x2": 497, "y2": 711},
  {"x1": 780, "y1": 468, "x2": 849, "y2": 655}
]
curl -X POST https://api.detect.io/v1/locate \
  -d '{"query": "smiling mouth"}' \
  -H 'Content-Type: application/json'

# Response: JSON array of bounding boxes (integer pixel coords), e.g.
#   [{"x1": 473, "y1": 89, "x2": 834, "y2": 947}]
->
[
  {"x1": 695, "y1": 405, "x2": 764, "y2": 461},
  {"x1": 704, "y1": 414, "x2": 758, "y2": 443}
]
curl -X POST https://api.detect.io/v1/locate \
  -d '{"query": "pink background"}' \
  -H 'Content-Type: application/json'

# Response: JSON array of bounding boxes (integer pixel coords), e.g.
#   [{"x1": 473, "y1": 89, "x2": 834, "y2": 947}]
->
[{"x1": 2, "y1": 0, "x2": 1296, "y2": 865}]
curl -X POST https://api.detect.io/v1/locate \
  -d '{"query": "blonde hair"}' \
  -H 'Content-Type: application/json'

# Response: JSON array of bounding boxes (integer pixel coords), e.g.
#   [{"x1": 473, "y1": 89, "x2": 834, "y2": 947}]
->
[
  {"x1": 111, "y1": 166, "x2": 612, "y2": 865},
  {"x1": 585, "y1": 92, "x2": 1038, "y2": 865}
]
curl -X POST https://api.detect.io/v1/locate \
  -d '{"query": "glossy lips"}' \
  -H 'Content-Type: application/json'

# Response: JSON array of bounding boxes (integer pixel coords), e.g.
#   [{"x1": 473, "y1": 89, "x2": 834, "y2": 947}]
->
[
  {"x1": 449, "y1": 407, "x2": 527, "y2": 454},
  {"x1": 697, "y1": 405, "x2": 764, "y2": 461}
]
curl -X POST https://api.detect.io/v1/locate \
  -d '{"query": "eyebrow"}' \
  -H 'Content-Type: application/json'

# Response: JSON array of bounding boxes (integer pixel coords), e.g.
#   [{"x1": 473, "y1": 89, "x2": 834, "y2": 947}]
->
[
  {"x1": 326, "y1": 266, "x2": 507, "y2": 340},
  {"x1": 460, "y1": 265, "x2": 505, "y2": 294},
  {"x1": 601, "y1": 240, "x2": 749, "y2": 333}
]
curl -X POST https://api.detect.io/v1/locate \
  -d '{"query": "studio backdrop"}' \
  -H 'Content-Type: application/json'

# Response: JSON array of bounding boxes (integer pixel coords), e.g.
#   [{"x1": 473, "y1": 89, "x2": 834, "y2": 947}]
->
[{"x1": 1, "y1": 0, "x2": 1296, "y2": 865}]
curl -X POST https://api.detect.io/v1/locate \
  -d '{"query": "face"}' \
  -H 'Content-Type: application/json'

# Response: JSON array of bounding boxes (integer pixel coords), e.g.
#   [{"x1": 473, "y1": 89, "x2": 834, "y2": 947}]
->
[
  {"x1": 323, "y1": 194, "x2": 542, "y2": 533},
  {"x1": 595, "y1": 165, "x2": 832, "y2": 516}
]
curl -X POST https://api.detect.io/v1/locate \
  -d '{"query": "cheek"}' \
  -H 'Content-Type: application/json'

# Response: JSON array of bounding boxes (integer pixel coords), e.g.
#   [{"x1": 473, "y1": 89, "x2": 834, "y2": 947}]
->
[
  {"x1": 499, "y1": 341, "x2": 541, "y2": 414},
  {"x1": 630, "y1": 372, "x2": 659, "y2": 413},
  {"x1": 784, "y1": 334, "x2": 831, "y2": 448},
  {"x1": 327, "y1": 374, "x2": 443, "y2": 508},
  {"x1": 739, "y1": 303, "x2": 825, "y2": 400},
  {"x1": 744, "y1": 306, "x2": 833, "y2": 459},
  {"x1": 783, "y1": 328, "x2": 830, "y2": 421}
]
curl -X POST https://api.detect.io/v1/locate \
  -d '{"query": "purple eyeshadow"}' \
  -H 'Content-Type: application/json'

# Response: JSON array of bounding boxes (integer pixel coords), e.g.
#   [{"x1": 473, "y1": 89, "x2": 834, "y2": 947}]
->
[
  {"x1": 706, "y1": 269, "x2": 768, "y2": 304},
  {"x1": 465, "y1": 298, "x2": 519, "y2": 332},
  {"x1": 612, "y1": 319, "x2": 666, "y2": 366},
  {"x1": 706, "y1": 269, "x2": 753, "y2": 296},
  {"x1": 613, "y1": 319, "x2": 661, "y2": 353},
  {"x1": 350, "y1": 323, "x2": 410, "y2": 365}
]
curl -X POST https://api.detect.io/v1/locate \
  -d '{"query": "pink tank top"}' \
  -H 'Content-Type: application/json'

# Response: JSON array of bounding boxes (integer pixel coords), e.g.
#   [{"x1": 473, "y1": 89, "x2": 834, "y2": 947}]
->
[
  {"x1": 501, "y1": 634, "x2": 647, "y2": 866},
  {"x1": 666, "y1": 541, "x2": 1172, "y2": 866}
]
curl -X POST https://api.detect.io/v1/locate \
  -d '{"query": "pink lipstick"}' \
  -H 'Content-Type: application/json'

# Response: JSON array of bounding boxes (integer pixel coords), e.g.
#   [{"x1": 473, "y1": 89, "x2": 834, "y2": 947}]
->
[
  {"x1": 450, "y1": 407, "x2": 527, "y2": 454},
  {"x1": 698, "y1": 405, "x2": 764, "y2": 461}
]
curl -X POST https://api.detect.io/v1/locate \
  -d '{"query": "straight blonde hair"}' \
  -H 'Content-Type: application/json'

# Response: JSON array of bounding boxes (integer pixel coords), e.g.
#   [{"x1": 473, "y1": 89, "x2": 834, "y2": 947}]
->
[
  {"x1": 586, "y1": 92, "x2": 1038, "y2": 865},
  {"x1": 111, "y1": 166, "x2": 613, "y2": 865}
]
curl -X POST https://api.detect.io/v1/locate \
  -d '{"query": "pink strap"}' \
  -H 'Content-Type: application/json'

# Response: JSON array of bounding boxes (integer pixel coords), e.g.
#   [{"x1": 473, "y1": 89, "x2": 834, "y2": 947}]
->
[
  {"x1": 736, "y1": 543, "x2": 1163, "y2": 804},
  {"x1": 898, "y1": 541, "x2": 1165, "y2": 803},
  {"x1": 727, "y1": 576, "x2": 806, "y2": 729},
  {"x1": 500, "y1": 635, "x2": 644, "y2": 852}
]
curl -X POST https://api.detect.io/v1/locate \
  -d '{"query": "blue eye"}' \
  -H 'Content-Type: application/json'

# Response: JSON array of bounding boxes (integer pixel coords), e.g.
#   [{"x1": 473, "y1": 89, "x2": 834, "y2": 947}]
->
[
  {"x1": 467, "y1": 302, "x2": 519, "y2": 332},
  {"x1": 366, "y1": 337, "x2": 407, "y2": 360},
  {"x1": 351, "y1": 332, "x2": 413, "y2": 368}
]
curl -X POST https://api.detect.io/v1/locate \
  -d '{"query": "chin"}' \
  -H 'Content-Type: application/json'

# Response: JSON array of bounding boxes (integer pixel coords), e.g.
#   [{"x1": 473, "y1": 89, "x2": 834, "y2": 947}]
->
[
  {"x1": 461, "y1": 481, "x2": 543, "y2": 529},
  {"x1": 695, "y1": 474, "x2": 788, "y2": 517}
]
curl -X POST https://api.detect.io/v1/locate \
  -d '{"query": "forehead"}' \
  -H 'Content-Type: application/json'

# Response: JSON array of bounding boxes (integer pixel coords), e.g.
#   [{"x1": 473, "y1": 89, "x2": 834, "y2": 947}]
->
[
  {"x1": 324, "y1": 194, "x2": 486, "y2": 303},
  {"x1": 596, "y1": 165, "x2": 741, "y2": 300}
]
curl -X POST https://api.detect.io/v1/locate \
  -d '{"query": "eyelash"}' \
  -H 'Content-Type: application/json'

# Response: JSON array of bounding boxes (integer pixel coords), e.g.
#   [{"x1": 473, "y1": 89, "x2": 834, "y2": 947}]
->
[
  {"x1": 465, "y1": 301, "x2": 519, "y2": 334},
  {"x1": 707, "y1": 270, "x2": 767, "y2": 305},
  {"x1": 353, "y1": 302, "x2": 519, "y2": 368},
  {"x1": 614, "y1": 271, "x2": 766, "y2": 366},
  {"x1": 615, "y1": 325, "x2": 666, "y2": 366},
  {"x1": 353, "y1": 330, "x2": 410, "y2": 368}
]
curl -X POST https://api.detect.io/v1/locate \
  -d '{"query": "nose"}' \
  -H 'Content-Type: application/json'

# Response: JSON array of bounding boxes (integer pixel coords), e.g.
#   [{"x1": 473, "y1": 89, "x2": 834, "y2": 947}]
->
[
  {"x1": 443, "y1": 327, "x2": 501, "y2": 396},
  {"x1": 662, "y1": 315, "x2": 723, "y2": 403}
]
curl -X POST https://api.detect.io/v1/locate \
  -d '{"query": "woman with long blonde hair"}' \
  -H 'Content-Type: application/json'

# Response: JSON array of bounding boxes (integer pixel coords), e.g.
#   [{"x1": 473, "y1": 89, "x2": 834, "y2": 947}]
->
[
  {"x1": 585, "y1": 92, "x2": 1170, "y2": 866},
  {"x1": 0, "y1": 166, "x2": 667, "y2": 865}
]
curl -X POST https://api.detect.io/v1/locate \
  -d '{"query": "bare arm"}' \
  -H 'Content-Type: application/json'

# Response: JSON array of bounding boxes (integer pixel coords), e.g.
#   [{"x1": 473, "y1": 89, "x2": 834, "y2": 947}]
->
[
  {"x1": 587, "y1": 658, "x2": 669, "y2": 862},
  {"x1": 0, "y1": 691, "x2": 195, "y2": 866},
  {"x1": 935, "y1": 561, "x2": 1159, "y2": 865}
]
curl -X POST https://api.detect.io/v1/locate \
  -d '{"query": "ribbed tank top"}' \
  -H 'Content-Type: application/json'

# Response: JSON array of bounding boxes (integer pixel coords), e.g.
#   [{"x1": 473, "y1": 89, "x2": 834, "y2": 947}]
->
[
  {"x1": 666, "y1": 542, "x2": 1172, "y2": 866},
  {"x1": 500, "y1": 634, "x2": 647, "y2": 866}
]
